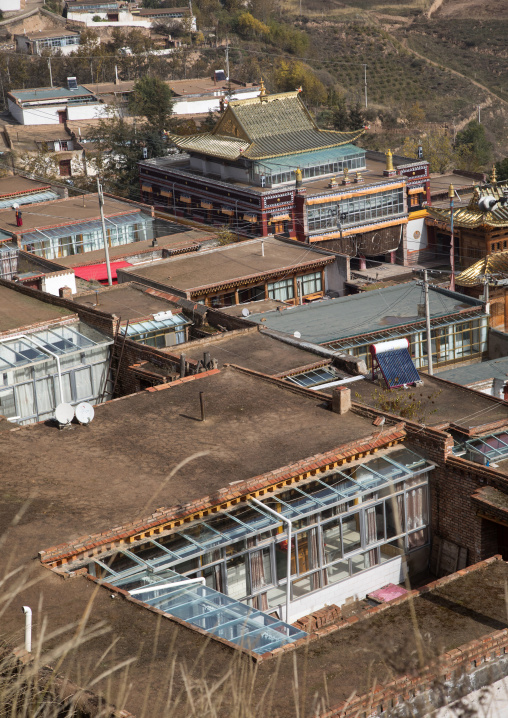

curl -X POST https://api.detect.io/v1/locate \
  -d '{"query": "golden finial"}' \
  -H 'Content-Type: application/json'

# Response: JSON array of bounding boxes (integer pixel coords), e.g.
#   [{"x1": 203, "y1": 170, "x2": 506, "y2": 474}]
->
[
  {"x1": 491, "y1": 164, "x2": 497, "y2": 185},
  {"x1": 468, "y1": 187, "x2": 481, "y2": 211},
  {"x1": 386, "y1": 149, "x2": 394, "y2": 173},
  {"x1": 448, "y1": 183, "x2": 454, "y2": 199},
  {"x1": 259, "y1": 78, "x2": 266, "y2": 100}
]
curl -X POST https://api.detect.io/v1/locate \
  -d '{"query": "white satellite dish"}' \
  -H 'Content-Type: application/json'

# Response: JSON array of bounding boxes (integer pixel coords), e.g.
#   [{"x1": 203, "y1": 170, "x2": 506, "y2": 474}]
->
[
  {"x1": 55, "y1": 402, "x2": 74, "y2": 425},
  {"x1": 241, "y1": 308, "x2": 250, "y2": 317},
  {"x1": 76, "y1": 402, "x2": 95, "y2": 425},
  {"x1": 294, "y1": 331, "x2": 301, "y2": 339}
]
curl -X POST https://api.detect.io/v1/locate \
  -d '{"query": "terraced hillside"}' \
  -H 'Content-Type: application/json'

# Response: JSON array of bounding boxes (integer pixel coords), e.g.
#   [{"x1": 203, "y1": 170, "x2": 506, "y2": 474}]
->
[{"x1": 268, "y1": 0, "x2": 508, "y2": 156}]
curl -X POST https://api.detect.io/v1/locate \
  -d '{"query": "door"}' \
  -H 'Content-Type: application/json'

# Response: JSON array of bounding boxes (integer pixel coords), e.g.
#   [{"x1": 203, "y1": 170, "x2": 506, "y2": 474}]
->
[
  {"x1": 59, "y1": 160, "x2": 71, "y2": 177},
  {"x1": 498, "y1": 524, "x2": 508, "y2": 560},
  {"x1": 58, "y1": 110, "x2": 67, "y2": 124}
]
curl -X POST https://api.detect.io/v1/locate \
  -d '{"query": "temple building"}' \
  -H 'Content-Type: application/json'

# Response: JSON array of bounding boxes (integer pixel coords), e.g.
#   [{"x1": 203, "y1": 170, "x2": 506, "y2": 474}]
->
[
  {"x1": 426, "y1": 177, "x2": 508, "y2": 270},
  {"x1": 138, "y1": 87, "x2": 428, "y2": 265},
  {"x1": 455, "y1": 251, "x2": 508, "y2": 332}
]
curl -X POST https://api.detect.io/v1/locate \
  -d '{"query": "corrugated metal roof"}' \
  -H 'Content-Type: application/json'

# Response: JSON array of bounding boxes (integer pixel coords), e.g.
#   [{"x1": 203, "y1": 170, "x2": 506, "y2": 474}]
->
[
  {"x1": 436, "y1": 357, "x2": 508, "y2": 386},
  {"x1": 0, "y1": 190, "x2": 58, "y2": 209},
  {"x1": 168, "y1": 91, "x2": 364, "y2": 161},
  {"x1": 230, "y1": 93, "x2": 315, "y2": 138},
  {"x1": 243, "y1": 130, "x2": 364, "y2": 160},
  {"x1": 165, "y1": 133, "x2": 249, "y2": 160},
  {"x1": 455, "y1": 251, "x2": 508, "y2": 287},
  {"x1": 249, "y1": 281, "x2": 484, "y2": 345},
  {"x1": 10, "y1": 86, "x2": 94, "y2": 102}
]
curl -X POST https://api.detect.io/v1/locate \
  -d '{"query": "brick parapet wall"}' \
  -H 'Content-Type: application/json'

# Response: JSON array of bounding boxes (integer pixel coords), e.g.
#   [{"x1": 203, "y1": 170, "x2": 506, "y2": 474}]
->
[
  {"x1": 39, "y1": 421, "x2": 407, "y2": 565},
  {"x1": 0, "y1": 313, "x2": 79, "y2": 340},
  {"x1": 111, "y1": 335, "x2": 198, "y2": 397},
  {"x1": 321, "y1": 559, "x2": 508, "y2": 717},
  {"x1": 0, "y1": 277, "x2": 116, "y2": 335},
  {"x1": 84, "y1": 556, "x2": 506, "y2": 672}
]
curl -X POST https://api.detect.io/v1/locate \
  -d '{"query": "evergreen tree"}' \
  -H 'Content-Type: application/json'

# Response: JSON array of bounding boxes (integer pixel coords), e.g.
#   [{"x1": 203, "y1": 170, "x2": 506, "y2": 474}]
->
[
  {"x1": 495, "y1": 158, "x2": 508, "y2": 182},
  {"x1": 128, "y1": 76, "x2": 174, "y2": 134},
  {"x1": 332, "y1": 96, "x2": 349, "y2": 131},
  {"x1": 455, "y1": 120, "x2": 492, "y2": 170},
  {"x1": 348, "y1": 102, "x2": 365, "y2": 130}
]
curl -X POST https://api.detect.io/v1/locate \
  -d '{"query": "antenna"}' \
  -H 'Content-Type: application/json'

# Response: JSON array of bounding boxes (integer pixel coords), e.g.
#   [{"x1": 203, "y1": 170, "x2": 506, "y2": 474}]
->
[
  {"x1": 55, "y1": 403, "x2": 74, "y2": 426},
  {"x1": 75, "y1": 402, "x2": 95, "y2": 425},
  {"x1": 241, "y1": 308, "x2": 250, "y2": 317}
]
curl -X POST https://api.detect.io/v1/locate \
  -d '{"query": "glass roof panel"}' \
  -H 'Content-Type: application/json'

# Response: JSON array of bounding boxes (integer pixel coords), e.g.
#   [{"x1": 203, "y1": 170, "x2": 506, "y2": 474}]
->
[
  {"x1": 89, "y1": 450, "x2": 433, "y2": 583},
  {"x1": 467, "y1": 432, "x2": 508, "y2": 458},
  {"x1": 21, "y1": 213, "x2": 148, "y2": 243},
  {"x1": 285, "y1": 367, "x2": 338, "y2": 388},
  {"x1": 125, "y1": 314, "x2": 190, "y2": 336},
  {"x1": 119, "y1": 579, "x2": 306, "y2": 654},
  {"x1": 0, "y1": 191, "x2": 59, "y2": 209},
  {"x1": 387, "y1": 447, "x2": 430, "y2": 471}
]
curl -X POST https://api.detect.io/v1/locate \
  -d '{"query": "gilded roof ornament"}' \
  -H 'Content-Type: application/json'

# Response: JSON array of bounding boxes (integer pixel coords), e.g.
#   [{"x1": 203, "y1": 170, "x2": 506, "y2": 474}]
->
[
  {"x1": 467, "y1": 188, "x2": 481, "y2": 211},
  {"x1": 491, "y1": 164, "x2": 498, "y2": 185},
  {"x1": 456, "y1": 250, "x2": 508, "y2": 287},
  {"x1": 385, "y1": 149, "x2": 394, "y2": 172}
]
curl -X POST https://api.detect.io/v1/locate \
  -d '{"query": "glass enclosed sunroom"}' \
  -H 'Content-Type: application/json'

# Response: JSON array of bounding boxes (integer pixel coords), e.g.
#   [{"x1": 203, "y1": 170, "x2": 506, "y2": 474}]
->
[
  {"x1": 76, "y1": 446, "x2": 433, "y2": 631},
  {"x1": 0, "y1": 322, "x2": 113, "y2": 425}
]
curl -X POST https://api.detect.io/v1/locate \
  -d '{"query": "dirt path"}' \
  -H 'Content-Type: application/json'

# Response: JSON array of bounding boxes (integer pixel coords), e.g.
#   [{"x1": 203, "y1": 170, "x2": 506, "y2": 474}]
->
[
  {"x1": 427, "y1": 0, "x2": 445, "y2": 18},
  {"x1": 400, "y1": 38, "x2": 508, "y2": 109}
]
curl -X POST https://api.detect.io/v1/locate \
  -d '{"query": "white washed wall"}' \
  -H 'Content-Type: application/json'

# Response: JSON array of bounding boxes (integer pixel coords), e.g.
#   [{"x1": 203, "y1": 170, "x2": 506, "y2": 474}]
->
[
  {"x1": 41, "y1": 272, "x2": 77, "y2": 296},
  {"x1": 287, "y1": 557, "x2": 405, "y2": 623}
]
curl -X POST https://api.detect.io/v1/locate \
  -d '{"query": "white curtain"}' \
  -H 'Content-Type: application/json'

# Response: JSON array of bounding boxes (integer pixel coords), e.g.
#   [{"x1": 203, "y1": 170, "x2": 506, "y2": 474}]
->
[
  {"x1": 365, "y1": 507, "x2": 378, "y2": 568},
  {"x1": 74, "y1": 367, "x2": 93, "y2": 400},
  {"x1": 35, "y1": 377, "x2": 55, "y2": 415},
  {"x1": 0, "y1": 387, "x2": 16, "y2": 418},
  {"x1": 407, "y1": 487, "x2": 427, "y2": 549},
  {"x1": 15, "y1": 382, "x2": 35, "y2": 421}
]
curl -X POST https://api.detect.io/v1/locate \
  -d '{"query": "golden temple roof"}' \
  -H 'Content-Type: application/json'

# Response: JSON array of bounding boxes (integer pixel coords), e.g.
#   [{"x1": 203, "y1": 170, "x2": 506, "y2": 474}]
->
[
  {"x1": 455, "y1": 251, "x2": 508, "y2": 287},
  {"x1": 167, "y1": 91, "x2": 364, "y2": 161},
  {"x1": 427, "y1": 182, "x2": 508, "y2": 229}
]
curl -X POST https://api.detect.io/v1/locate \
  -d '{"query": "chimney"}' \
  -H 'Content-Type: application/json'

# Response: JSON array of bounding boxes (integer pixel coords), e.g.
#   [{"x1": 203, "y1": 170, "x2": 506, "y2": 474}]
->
[
  {"x1": 59, "y1": 286, "x2": 73, "y2": 300},
  {"x1": 331, "y1": 386, "x2": 351, "y2": 415}
]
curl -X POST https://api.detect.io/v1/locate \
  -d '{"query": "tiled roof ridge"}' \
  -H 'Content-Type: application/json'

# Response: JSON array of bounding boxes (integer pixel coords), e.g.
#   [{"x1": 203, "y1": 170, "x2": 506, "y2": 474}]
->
[{"x1": 39, "y1": 425, "x2": 407, "y2": 565}]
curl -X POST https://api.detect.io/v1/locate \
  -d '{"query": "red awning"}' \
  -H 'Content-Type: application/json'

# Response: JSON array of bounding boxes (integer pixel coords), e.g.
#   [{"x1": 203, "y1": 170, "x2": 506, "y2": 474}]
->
[{"x1": 73, "y1": 260, "x2": 132, "y2": 283}]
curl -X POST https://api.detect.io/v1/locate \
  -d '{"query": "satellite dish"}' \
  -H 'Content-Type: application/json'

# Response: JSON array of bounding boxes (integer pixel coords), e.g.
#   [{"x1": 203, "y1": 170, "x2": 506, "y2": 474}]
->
[
  {"x1": 76, "y1": 402, "x2": 95, "y2": 425},
  {"x1": 55, "y1": 403, "x2": 74, "y2": 425},
  {"x1": 294, "y1": 331, "x2": 301, "y2": 339},
  {"x1": 241, "y1": 308, "x2": 250, "y2": 317}
]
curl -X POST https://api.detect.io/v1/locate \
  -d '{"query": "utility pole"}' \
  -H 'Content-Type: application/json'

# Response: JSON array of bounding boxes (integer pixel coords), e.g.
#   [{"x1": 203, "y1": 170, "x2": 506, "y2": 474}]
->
[
  {"x1": 449, "y1": 183, "x2": 455, "y2": 291},
  {"x1": 362, "y1": 64, "x2": 367, "y2": 109},
  {"x1": 483, "y1": 275, "x2": 489, "y2": 308},
  {"x1": 423, "y1": 270, "x2": 433, "y2": 376},
  {"x1": 225, "y1": 36, "x2": 230, "y2": 80},
  {"x1": 97, "y1": 177, "x2": 113, "y2": 287},
  {"x1": 47, "y1": 58, "x2": 53, "y2": 88}
]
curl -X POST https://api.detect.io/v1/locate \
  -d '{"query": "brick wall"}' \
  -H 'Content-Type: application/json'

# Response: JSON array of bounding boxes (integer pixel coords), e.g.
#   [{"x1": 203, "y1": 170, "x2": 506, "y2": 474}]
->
[
  {"x1": 292, "y1": 604, "x2": 342, "y2": 632},
  {"x1": 351, "y1": 399, "x2": 508, "y2": 567},
  {"x1": 320, "y1": 558, "x2": 508, "y2": 718},
  {"x1": 112, "y1": 335, "x2": 191, "y2": 396},
  {"x1": 0, "y1": 277, "x2": 116, "y2": 335}
]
